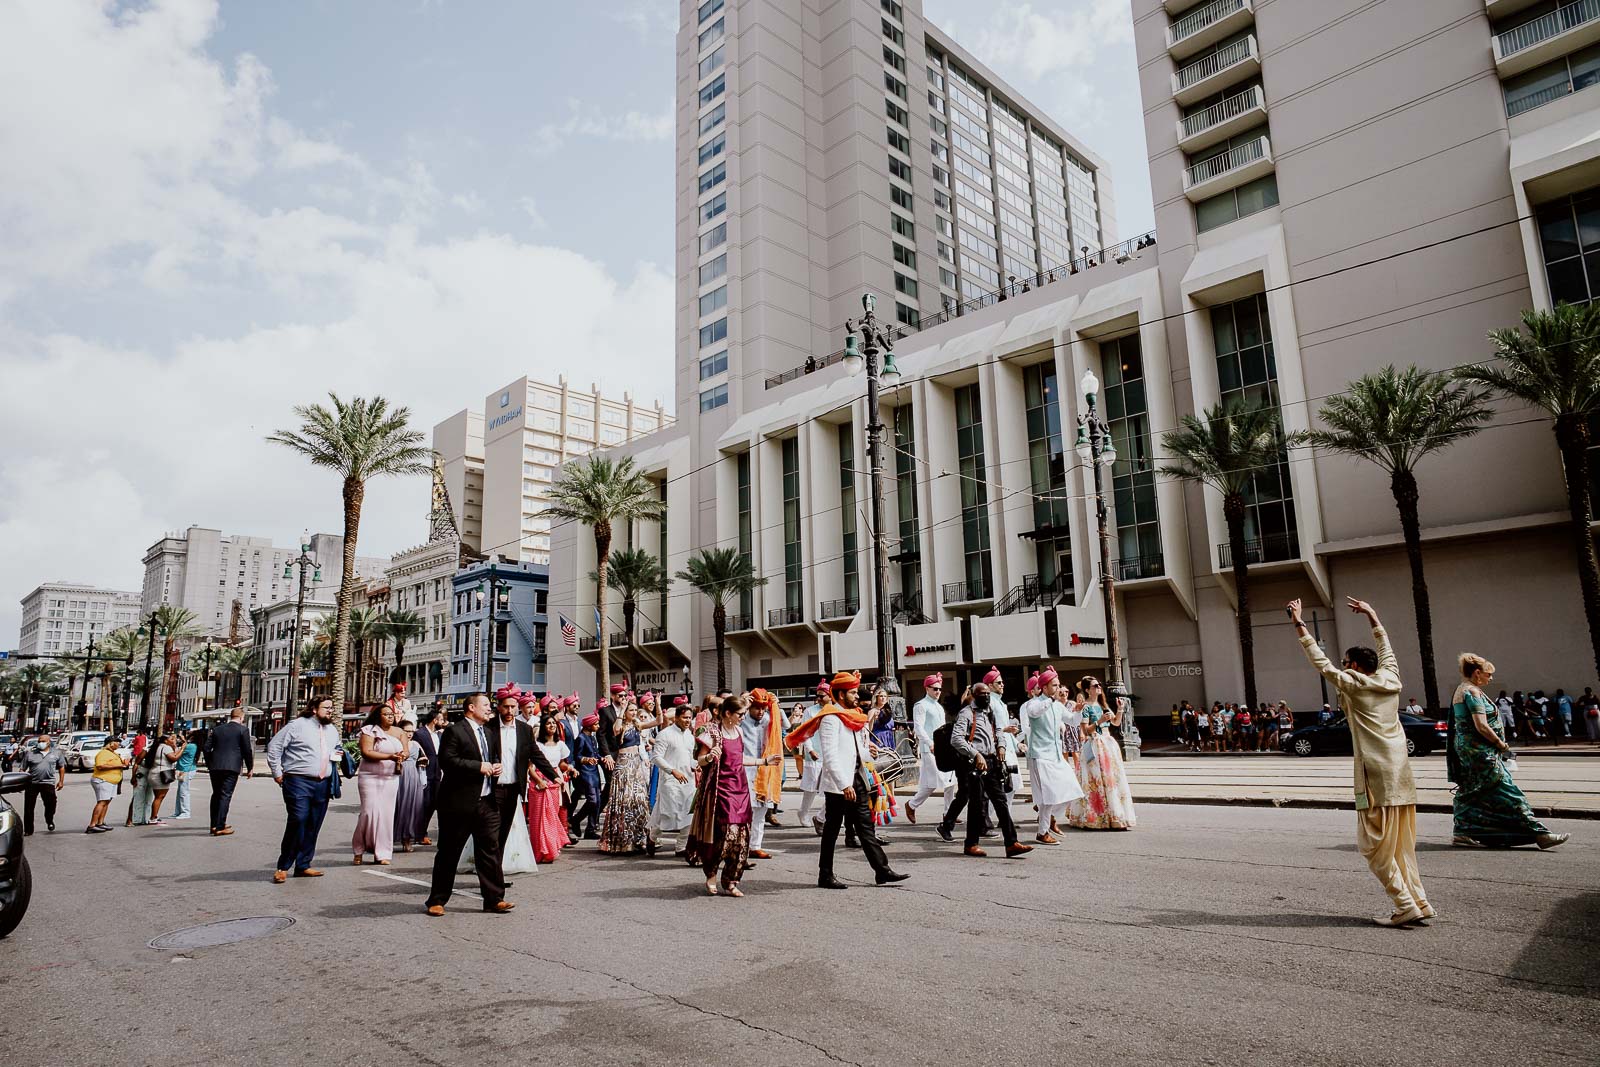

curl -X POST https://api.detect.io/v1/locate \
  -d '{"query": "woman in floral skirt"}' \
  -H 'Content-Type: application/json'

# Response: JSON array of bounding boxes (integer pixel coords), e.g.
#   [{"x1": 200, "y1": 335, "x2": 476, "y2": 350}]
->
[
  {"x1": 1066, "y1": 676, "x2": 1136, "y2": 830},
  {"x1": 597, "y1": 698, "x2": 656, "y2": 854}
]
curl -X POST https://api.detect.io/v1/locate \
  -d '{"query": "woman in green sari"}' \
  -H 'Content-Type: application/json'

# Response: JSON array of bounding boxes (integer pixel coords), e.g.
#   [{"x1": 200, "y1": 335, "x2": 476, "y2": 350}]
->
[{"x1": 1450, "y1": 653, "x2": 1569, "y2": 850}]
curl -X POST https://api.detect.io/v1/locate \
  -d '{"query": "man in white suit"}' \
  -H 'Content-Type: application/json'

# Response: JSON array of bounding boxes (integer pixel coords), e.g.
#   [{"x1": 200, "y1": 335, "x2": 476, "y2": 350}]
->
[{"x1": 905, "y1": 673, "x2": 953, "y2": 824}]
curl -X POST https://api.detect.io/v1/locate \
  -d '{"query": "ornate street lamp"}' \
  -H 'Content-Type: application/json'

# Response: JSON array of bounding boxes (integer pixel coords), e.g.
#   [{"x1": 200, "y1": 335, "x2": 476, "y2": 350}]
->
[
  {"x1": 840, "y1": 293, "x2": 904, "y2": 719},
  {"x1": 1075, "y1": 369, "x2": 1139, "y2": 758},
  {"x1": 283, "y1": 537, "x2": 323, "y2": 721}
]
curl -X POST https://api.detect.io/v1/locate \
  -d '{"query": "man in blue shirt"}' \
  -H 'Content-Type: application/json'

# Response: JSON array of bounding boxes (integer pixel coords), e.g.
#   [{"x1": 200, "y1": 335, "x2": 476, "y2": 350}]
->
[{"x1": 266, "y1": 697, "x2": 341, "y2": 884}]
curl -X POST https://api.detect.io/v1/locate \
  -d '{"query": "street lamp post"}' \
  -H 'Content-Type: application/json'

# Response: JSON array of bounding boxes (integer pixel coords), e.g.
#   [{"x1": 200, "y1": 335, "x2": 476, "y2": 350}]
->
[
  {"x1": 681, "y1": 664, "x2": 693, "y2": 707},
  {"x1": 479, "y1": 566, "x2": 501, "y2": 691},
  {"x1": 138, "y1": 611, "x2": 158, "y2": 736},
  {"x1": 283, "y1": 539, "x2": 323, "y2": 721},
  {"x1": 841, "y1": 293, "x2": 905, "y2": 718},
  {"x1": 1074, "y1": 369, "x2": 1140, "y2": 759},
  {"x1": 71, "y1": 636, "x2": 97, "y2": 730},
  {"x1": 201, "y1": 638, "x2": 215, "y2": 714},
  {"x1": 120, "y1": 648, "x2": 135, "y2": 735}
]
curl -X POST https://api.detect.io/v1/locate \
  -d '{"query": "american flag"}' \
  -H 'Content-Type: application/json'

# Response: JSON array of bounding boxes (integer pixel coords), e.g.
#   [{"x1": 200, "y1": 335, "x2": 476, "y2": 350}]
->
[{"x1": 559, "y1": 614, "x2": 577, "y2": 646}]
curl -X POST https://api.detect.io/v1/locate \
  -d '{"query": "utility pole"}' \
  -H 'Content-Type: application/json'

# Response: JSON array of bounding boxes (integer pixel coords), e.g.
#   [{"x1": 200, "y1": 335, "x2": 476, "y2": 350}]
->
[
  {"x1": 138, "y1": 611, "x2": 158, "y2": 736},
  {"x1": 481, "y1": 565, "x2": 500, "y2": 691},
  {"x1": 841, "y1": 293, "x2": 905, "y2": 719},
  {"x1": 284, "y1": 539, "x2": 322, "y2": 721},
  {"x1": 201, "y1": 638, "x2": 215, "y2": 714}
]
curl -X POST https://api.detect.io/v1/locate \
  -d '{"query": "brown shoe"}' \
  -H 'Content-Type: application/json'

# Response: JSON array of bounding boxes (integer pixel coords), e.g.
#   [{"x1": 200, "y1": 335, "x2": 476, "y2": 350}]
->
[
  {"x1": 749, "y1": 849, "x2": 773, "y2": 860},
  {"x1": 425, "y1": 904, "x2": 445, "y2": 917},
  {"x1": 1005, "y1": 842, "x2": 1034, "y2": 858},
  {"x1": 211, "y1": 827, "x2": 235, "y2": 837},
  {"x1": 484, "y1": 900, "x2": 515, "y2": 913},
  {"x1": 1034, "y1": 833, "x2": 1059, "y2": 845},
  {"x1": 420, "y1": 836, "x2": 432, "y2": 845},
  {"x1": 963, "y1": 845, "x2": 987, "y2": 857},
  {"x1": 294, "y1": 868, "x2": 324, "y2": 878},
  {"x1": 905, "y1": 805, "x2": 917, "y2": 824},
  {"x1": 271, "y1": 870, "x2": 287, "y2": 884}
]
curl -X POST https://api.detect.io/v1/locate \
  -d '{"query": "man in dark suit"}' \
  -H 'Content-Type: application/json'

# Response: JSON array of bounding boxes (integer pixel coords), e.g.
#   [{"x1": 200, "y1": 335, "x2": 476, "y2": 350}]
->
[
  {"x1": 203, "y1": 703, "x2": 254, "y2": 837},
  {"x1": 425, "y1": 692, "x2": 514, "y2": 916},
  {"x1": 414, "y1": 703, "x2": 447, "y2": 844},
  {"x1": 596, "y1": 682, "x2": 626, "y2": 806},
  {"x1": 489, "y1": 687, "x2": 556, "y2": 859}
]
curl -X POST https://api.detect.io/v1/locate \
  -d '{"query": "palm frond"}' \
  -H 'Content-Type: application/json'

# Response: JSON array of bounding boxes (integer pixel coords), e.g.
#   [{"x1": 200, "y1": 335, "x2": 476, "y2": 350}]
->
[
  {"x1": 1308, "y1": 364, "x2": 1491, "y2": 474},
  {"x1": 1459, "y1": 302, "x2": 1600, "y2": 419},
  {"x1": 1158, "y1": 398, "x2": 1292, "y2": 496},
  {"x1": 675, "y1": 547, "x2": 767, "y2": 606}
]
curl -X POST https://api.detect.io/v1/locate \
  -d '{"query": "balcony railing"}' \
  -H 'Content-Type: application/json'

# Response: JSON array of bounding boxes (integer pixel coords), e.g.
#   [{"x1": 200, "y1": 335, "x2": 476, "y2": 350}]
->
[
  {"x1": 1496, "y1": 0, "x2": 1600, "y2": 56},
  {"x1": 1186, "y1": 135, "x2": 1268, "y2": 187},
  {"x1": 609, "y1": 632, "x2": 629, "y2": 648},
  {"x1": 1116, "y1": 553, "x2": 1166, "y2": 581},
  {"x1": 577, "y1": 636, "x2": 599, "y2": 652},
  {"x1": 1507, "y1": 79, "x2": 1575, "y2": 117},
  {"x1": 768, "y1": 605, "x2": 805, "y2": 627},
  {"x1": 818, "y1": 597, "x2": 860, "y2": 620},
  {"x1": 1180, "y1": 84, "x2": 1264, "y2": 141},
  {"x1": 890, "y1": 591, "x2": 928, "y2": 625},
  {"x1": 988, "y1": 573, "x2": 1074, "y2": 617},
  {"x1": 762, "y1": 231, "x2": 1157, "y2": 389},
  {"x1": 1170, "y1": 0, "x2": 1246, "y2": 47},
  {"x1": 725, "y1": 612, "x2": 753, "y2": 632},
  {"x1": 641, "y1": 625, "x2": 667, "y2": 644},
  {"x1": 1217, "y1": 532, "x2": 1299, "y2": 569},
  {"x1": 1176, "y1": 35, "x2": 1254, "y2": 91},
  {"x1": 942, "y1": 578, "x2": 994, "y2": 605}
]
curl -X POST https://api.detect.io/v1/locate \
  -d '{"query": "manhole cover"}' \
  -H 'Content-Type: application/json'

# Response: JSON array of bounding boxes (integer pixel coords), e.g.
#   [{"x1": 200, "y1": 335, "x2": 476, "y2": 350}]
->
[{"x1": 148, "y1": 916, "x2": 295, "y2": 951}]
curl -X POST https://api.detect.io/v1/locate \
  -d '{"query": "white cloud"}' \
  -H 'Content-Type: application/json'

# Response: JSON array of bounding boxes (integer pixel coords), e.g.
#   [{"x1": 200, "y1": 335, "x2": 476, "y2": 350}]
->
[
  {"x1": 533, "y1": 98, "x2": 674, "y2": 155},
  {"x1": 604, "y1": 0, "x2": 677, "y2": 41},
  {"x1": 939, "y1": 0, "x2": 1131, "y2": 81},
  {"x1": 519, "y1": 196, "x2": 548, "y2": 230},
  {"x1": 0, "y1": 0, "x2": 675, "y2": 641}
]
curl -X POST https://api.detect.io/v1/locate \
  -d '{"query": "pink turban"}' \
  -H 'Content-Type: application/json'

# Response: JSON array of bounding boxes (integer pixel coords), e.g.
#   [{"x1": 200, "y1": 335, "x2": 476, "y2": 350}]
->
[
  {"x1": 982, "y1": 666, "x2": 1001, "y2": 684},
  {"x1": 923, "y1": 673, "x2": 943, "y2": 688},
  {"x1": 1026, "y1": 672, "x2": 1042, "y2": 693},
  {"x1": 494, "y1": 683, "x2": 521, "y2": 703}
]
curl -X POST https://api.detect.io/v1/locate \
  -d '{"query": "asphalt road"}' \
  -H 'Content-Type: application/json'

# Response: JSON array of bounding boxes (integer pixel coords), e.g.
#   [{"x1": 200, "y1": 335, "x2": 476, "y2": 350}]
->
[{"x1": 1, "y1": 775, "x2": 1595, "y2": 1067}]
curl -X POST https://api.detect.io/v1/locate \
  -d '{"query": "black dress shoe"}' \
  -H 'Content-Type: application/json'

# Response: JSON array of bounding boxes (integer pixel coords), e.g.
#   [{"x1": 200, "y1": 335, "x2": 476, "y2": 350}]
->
[
  {"x1": 875, "y1": 870, "x2": 909, "y2": 885},
  {"x1": 817, "y1": 876, "x2": 849, "y2": 890},
  {"x1": 936, "y1": 825, "x2": 953, "y2": 842}
]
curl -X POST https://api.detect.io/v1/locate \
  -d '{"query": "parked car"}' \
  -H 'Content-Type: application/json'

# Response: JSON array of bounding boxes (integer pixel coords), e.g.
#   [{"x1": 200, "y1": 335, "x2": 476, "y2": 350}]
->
[
  {"x1": 0, "y1": 771, "x2": 32, "y2": 938},
  {"x1": 1284, "y1": 714, "x2": 1448, "y2": 757},
  {"x1": 65, "y1": 732, "x2": 111, "y2": 772}
]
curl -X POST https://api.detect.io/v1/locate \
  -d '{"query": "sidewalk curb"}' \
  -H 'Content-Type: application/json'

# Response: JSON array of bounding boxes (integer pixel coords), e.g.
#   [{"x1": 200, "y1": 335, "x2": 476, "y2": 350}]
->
[{"x1": 1125, "y1": 795, "x2": 1599, "y2": 821}]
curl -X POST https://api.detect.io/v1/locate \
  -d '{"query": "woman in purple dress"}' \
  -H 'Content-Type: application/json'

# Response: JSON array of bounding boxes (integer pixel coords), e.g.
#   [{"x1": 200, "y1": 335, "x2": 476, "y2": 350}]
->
[{"x1": 686, "y1": 695, "x2": 769, "y2": 897}]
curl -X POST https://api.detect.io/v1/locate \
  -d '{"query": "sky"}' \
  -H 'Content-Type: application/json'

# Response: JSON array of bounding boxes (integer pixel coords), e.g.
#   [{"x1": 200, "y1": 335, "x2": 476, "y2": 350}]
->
[{"x1": 0, "y1": 0, "x2": 1149, "y2": 645}]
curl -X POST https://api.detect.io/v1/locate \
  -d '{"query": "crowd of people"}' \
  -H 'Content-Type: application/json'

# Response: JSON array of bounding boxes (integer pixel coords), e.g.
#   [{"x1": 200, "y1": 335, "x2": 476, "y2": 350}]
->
[{"x1": 1171, "y1": 700, "x2": 1295, "y2": 752}]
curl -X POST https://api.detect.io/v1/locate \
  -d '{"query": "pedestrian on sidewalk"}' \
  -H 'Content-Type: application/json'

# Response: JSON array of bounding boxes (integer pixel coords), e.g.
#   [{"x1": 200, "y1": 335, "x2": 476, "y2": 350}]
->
[
  {"x1": 686, "y1": 696, "x2": 761, "y2": 897},
  {"x1": 87, "y1": 735, "x2": 127, "y2": 833},
  {"x1": 742, "y1": 689, "x2": 783, "y2": 860},
  {"x1": 395, "y1": 719, "x2": 429, "y2": 853},
  {"x1": 1449, "y1": 654, "x2": 1568, "y2": 850},
  {"x1": 351, "y1": 703, "x2": 407, "y2": 866},
  {"x1": 204, "y1": 705, "x2": 254, "y2": 836},
  {"x1": 1287, "y1": 597, "x2": 1432, "y2": 927},
  {"x1": 951, "y1": 683, "x2": 1031, "y2": 858},
  {"x1": 1024, "y1": 671, "x2": 1083, "y2": 844},
  {"x1": 1066, "y1": 677, "x2": 1136, "y2": 831},
  {"x1": 19, "y1": 734, "x2": 66, "y2": 835},
  {"x1": 266, "y1": 696, "x2": 341, "y2": 884},
  {"x1": 790, "y1": 671, "x2": 908, "y2": 888},
  {"x1": 171, "y1": 729, "x2": 199, "y2": 820},
  {"x1": 1582, "y1": 687, "x2": 1600, "y2": 742},
  {"x1": 904, "y1": 674, "x2": 952, "y2": 826},
  {"x1": 414, "y1": 704, "x2": 447, "y2": 844},
  {"x1": 132, "y1": 731, "x2": 180, "y2": 826},
  {"x1": 424, "y1": 691, "x2": 513, "y2": 915}
]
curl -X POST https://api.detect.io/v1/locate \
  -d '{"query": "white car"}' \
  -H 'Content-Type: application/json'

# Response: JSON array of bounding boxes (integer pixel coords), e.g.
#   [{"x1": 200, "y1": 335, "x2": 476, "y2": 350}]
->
[{"x1": 64, "y1": 732, "x2": 111, "y2": 772}]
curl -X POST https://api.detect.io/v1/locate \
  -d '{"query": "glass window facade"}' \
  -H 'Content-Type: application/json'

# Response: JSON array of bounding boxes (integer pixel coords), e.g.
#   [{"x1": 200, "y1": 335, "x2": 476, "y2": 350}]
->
[
  {"x1": 838, "y1": 423, "x2": 859, "y2": 610},
  {"x1": 782, "y1": 437, "x2": 803, "y2": 612},
  {"x1": 737, "y1": 451, "x2": 753, "y2": 619},
  {"x1": 1212, "y1": 294, "x2": 1298, "y2": 562},
  {"x1": 1536, "y1": 188, "x2": 1600, "y2": 306},
  {"x1": 1196, "y1": 174, "x2": 1279, "y2": 233},
  {"x1": 1023, "y1": 362, "x2": 1074, "y2": 601},
  {"x1": 954, "y1": 384, "x2": 993, "y2": 597},
  {"x1": 1102, "y1": 333, "x2": 1163, "y2": 579},
  {"x1": 893, "y1": 404, "x2": 921, "y2": 611}
]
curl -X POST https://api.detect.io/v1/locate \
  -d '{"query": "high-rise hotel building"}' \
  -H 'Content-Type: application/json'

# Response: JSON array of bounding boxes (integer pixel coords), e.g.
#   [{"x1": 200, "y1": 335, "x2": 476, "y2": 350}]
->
[{"x1": 550, "y1": 0, "x2": 1598, "y2": 719}]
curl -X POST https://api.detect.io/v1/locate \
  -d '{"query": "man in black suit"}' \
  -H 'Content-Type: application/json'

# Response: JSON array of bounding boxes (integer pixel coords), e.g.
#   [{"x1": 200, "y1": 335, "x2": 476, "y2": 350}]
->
[
  {"x1": 596, "y1": 682, "x2": 626, "y2": 806},
  {"x1": 489, "y1": 688, "x2": 556, "y2": 859},
  {"x1": 425, "y1": 692, "x2": 514, "y2": 916},
  {"x1": 203, "y1": 703, "x2": 254, "y2": 837},
  {"x1": 414, "y1": 703, "x2": 447, "y2": 844}
]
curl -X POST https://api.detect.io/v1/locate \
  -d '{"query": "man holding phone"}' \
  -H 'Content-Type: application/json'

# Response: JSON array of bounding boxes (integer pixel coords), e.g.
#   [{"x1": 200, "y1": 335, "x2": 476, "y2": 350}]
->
[{"x1": 1288, "y1": 597, "x2": 1431, "y2": 927}]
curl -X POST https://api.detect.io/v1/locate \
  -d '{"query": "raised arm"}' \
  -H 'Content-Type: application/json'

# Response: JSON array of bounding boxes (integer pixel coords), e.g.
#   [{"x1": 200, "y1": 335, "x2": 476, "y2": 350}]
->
[{"x1": 1288, "y1": 599, "x2": 1346, "y2": 686}]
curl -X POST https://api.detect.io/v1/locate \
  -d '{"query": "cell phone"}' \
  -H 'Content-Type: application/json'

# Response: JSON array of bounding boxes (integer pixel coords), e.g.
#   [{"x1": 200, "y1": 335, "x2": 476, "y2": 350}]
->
[{"x1": 1284, "y1": 607, "x2": 1294, "y2": 619}]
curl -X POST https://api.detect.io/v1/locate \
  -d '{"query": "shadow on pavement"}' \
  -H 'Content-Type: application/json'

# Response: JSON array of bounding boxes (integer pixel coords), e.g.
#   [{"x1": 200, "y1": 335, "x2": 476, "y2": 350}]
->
[
  {"x1": 1141, "y1": 908, "x2": 1372, "y2": 929},
  {"x1": 1321, "y1": 841, "x2": 1477, "y2": 853},
  {"x1": 170, "y1": 868, "x2": 279, "y2": 883},
  {"x1": 1506, "y1": 893, "x2": 1600, "y2": 999},
  {"x1": 314, "y1": 900, "x2": 427, "y2": 919}
]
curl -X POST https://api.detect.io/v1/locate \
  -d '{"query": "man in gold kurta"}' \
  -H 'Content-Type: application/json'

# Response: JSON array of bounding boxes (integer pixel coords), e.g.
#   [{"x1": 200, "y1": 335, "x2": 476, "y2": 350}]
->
[{"x1": 1288, "y1": 597, "x2": 1432, "y2": 927}]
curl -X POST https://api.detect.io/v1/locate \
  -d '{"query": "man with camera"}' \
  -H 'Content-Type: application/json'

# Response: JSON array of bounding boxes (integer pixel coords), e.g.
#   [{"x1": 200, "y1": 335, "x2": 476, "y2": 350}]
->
[{"x1": 950, "y1": 683, "x2": 1031, "y2": 859}]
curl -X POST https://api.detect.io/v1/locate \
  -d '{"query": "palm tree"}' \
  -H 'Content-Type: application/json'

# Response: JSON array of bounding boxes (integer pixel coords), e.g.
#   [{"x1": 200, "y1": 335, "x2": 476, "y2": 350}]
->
[
  {"x1": 590, "y1": 548, "x2": 670, "y2": 643},
  {"x1": 152, "y1": 605, "x2": 201, "y2": 729},
  {"x1": 99, "y1": 625, "x2": 147, "y2": 724},
  {"x1": 1458, "y1": 303, "x2": 1600, "y2": 681},
  {"x1": 545, "y1": 454, "x2": 667, "y2": 692},
  {"x1": 345, "y1": 606, "x2": 386, "y2": 708},
  {"x1": 212, "y1": 645, "x2": 256, "y2": 704},
  {"x1": 382, "y1": 609, "x2": 426, "y2": 687},
  {"x1": 1161, "y1": 399, "x2": 1301, "y2": 713},
  {"x1": 1309, "y1": 366, "x2": 1491, "y2": 712},
  {"x1": 269, "y1": 394, "x2": 433, "y2": 713},
  {"x1": 17, "y1": 661, "x2": 62, "y2": 731},
  {"x1": 676, "y1": 547, "x2": 767, "y2": 693}
]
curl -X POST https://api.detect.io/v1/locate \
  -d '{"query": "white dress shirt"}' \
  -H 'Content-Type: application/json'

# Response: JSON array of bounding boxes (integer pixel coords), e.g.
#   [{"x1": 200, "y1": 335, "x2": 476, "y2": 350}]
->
[{"x1": 498, "y1": 720, "x2": 518, "y2": 785}]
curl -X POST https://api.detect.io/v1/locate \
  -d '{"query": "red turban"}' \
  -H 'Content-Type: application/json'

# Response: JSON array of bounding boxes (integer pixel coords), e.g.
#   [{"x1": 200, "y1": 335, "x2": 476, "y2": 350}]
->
[{"x1": 582, "y1": 714, "x2": 600, "y2": 729}]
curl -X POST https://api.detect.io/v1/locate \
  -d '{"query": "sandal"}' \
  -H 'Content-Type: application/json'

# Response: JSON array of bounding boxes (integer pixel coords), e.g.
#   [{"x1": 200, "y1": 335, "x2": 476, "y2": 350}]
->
[
  {"x1": 722, "y1": 880, "x2": 744, "y2": 898},
  {"x1": 705, "y1": 877, "x2": 719, "y2": 896},
  {"x1": 352, "y1": 856, "x2": 364, "y2": 865}
]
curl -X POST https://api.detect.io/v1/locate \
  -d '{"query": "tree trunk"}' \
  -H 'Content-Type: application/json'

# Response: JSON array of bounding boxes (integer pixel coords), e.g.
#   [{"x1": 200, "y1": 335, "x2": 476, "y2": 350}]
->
[
  {"x1": 354, "y1": 640, "x2": 364, "y2": 711},
  {"x1": 595, "y1": 521, "x2": 613, "y2": 695},
  {"x1": 1224, "y1": 494, "x2": 1259, "y2": 713},
  {"x1": 332, "y1": 477, "x2": 364, "y2": 715},
  {"x1": 1555, "y1": 415, "x2": 1600, "y2": 682},
  {"x1": 1390, "y1": 467, "x2": 1440, "y2": 713},
  {"x1": 713, "y1": 602, "x2": 728, "y2": 694}
]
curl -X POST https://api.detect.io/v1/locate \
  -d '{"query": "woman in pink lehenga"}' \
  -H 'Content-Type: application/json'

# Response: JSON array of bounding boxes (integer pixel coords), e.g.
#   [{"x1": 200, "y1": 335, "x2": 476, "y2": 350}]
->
[
  {"x1": 527, "y1": 714, "x2": 573, "y2": 863},
  {"x1": 1066, "y1": 675, "x2": 1136, "y2": 831}
]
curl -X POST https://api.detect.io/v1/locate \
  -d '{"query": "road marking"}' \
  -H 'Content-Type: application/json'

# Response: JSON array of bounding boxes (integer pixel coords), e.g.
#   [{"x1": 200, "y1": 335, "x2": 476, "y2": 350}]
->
[{"x1": 361, "y1": 868, "x2": 433, "y2": 888}]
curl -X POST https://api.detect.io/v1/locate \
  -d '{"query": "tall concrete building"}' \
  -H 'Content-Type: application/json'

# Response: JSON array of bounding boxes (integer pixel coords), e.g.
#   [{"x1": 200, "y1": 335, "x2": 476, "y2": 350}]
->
[
  {"x1": 18, "y1": 582, "x2": 141, "y2": 656},
  {"x1": 550, "y1": 0, "x2": 1600, "y2": 720},
  {"x1": 435, "y1": 375, "x2": 671, "y2": 566},
  {"x1": 141, "y1": 527, "x2": 387, "y2": 634}
]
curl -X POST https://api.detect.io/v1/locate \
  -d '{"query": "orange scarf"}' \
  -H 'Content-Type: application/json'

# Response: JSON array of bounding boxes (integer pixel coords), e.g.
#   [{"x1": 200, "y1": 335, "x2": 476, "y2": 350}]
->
[
  {"x1": 784, "y1": 705, "x2": 870, "y2": 749},
  {"x1": 750, "y1": 688, "x2": 784, "y2": 804}
]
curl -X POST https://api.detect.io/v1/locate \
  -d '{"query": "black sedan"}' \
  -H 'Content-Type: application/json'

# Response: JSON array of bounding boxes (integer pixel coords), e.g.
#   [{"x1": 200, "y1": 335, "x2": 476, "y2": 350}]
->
[{"x1": 1283, "y1": 714, "x2": 1449, "y2": 757}]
